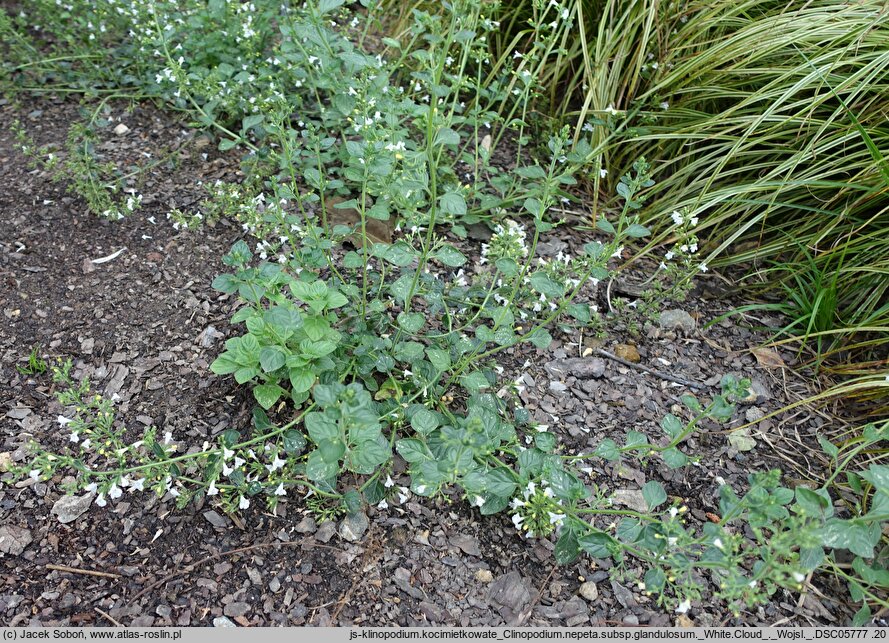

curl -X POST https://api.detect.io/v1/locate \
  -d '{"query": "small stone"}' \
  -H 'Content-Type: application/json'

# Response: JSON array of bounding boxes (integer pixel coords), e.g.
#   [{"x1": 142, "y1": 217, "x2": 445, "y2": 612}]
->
[
  {"x1": 745, "y1": 407, "x2": 765, "y2": 423},
  {"x1": 611, "y1": 489, "x2": 648, "y2": 513},
  {"x1": 80, "y1": 337, "x2": 95, "y2": 355},
  {"x1": 728, "y1": 428, "x2": 757, "y2": 452},
  {"x1": 113, "y1": 123, "x2": 130, "y2": 136},
  {"x1": 578, "y1": 581, "x2": 599, "y2": 602},
  {"x1": 488, "y1": 571, "x2": 533, "y2": 620},
  {"x1": 338, "y1": 512, "x2": 369, "y2": 542},
  {"x1": 475, "y1": 569, "x2": 494, "y2": 583},
  {"x1": 614, "y1": 344, "x2": 641, "y2": 363},
  {"x1": 449, "y1": 534, "x2": 481, "y2": 557},
  {"x1": 269, "y1": 577, "x2": 281, "y2": 593},
  {"x1": 294, "y1": 516, "x2": 316, "y2": 534},
  {"x1": 315, "y1": 520, "x2": 336, "y2": 543},
  {"x1": 223, "y1": 602, "x2": 250, "y2": 618},
  {"x1": 203, "y1": 510, "x2": 229, "y2": 528},
  {"x1": 213, "y1": 617, "x2": 236, "y2": 628},
  {"x1": 676, "y1": 614, "x2": 695, "y2": 627},
  {"x1": 81, "y1": 258, "x2": 96, "y2": 274},
  {"x1": 0, "y1": 526, "x2": 32, "y2": 556},
  {"x1": 0, "y1": 452, "x2": 12, "y2": 472},
  {"x1": 545, "y1": 358, "x2": 605, "y2": 379},
  {"x1": 658, "y1": 309, "x2": 696, "y2": 333},
  {"x1": 51, "y1": 492, "x2": 94, "y2": 524},
  {"x1": 549, "y1": 381, "x2": 568, "y2": 393}
]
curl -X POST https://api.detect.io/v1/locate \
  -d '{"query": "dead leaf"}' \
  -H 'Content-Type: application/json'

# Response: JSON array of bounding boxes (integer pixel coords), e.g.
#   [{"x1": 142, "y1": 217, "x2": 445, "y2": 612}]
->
[
  {"x1": 751, "y1": 347, "x2": 785, "y2": 369},
  {"x1": 325, "y1": 195, "x2": 392, "y2": 245}
]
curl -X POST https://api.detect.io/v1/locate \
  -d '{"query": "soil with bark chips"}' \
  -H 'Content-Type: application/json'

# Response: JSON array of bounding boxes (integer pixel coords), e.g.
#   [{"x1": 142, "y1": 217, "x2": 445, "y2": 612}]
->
[{"x1": 0, "y1": 98, "x2": 855, "y2": 627}]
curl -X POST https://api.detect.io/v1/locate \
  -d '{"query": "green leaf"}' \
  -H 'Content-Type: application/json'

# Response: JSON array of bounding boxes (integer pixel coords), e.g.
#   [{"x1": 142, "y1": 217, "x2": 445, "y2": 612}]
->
[
  {"x1": 434, "y1": 245, "x2": 467, "y2": 267},
  {"x1": 306, "y1": 450, "x2": 338, "y2": 481},
  {"x1": 554, "y1": 529, "x2": 580, "y2": 564},
  {"x1": 212, "y1": 273, "x2": 240, "y2": 293},
  {"x1": 461, "y1": 371, "x2": 491, "y2": 392},
  {"x1": 643, "y1": 568, "x2": 666, "y2": 593},
  {"x1": 859, "y1": 464, "x2": 889, "y2": 495},
  {"x1": 494, "y1": 257, "x2": 519, "y2": 277},
  {"x1": 534, "y1": 432, "x2": 556, "y2": 452},
  {"x1": 661, "y1": 447, "x2": 688, "y2": 469},
  {"x1": 305, "y1": 412, "x2": 338, "y2": 443},
  {"x1": 317, "y1": 0, "x2": 345, "y2": 14},
  {"x1": 289, "y1": 367, "x2": 316, "y2": 394},
  {"x1": 579, "y1": 532, "x2": 615, "y2": 559},
  {"x1": 302, "y1": 316, "x2": 329, "y2": 341},
  {"x1": 625, "y1": 223, "x2": 650, "y2": 238},
  {"x1": 326, "y1": 290, "x2": 349, "y2": 309},
  {"x1": 411, "y1": 409, "x2": 439, "y2": 435},
  {"x1": 661, "y1": 414, "x2": 683, "y2": 439},
  {"x1": 529, "y1": 272, "x2": 564, "y2": 298},
  {"x1": 594, "y1": 439, "x2": 620, "y2": 461},
  {"x1": 234, "y1": 366, "x2": 260, "y2": 384},
  {"x1": 817, "y1": 519, "x2": 877, "y2": 558},
  {"x1": 259, "y1": 346, "x2": 287, "y2": 373},
  {"x1": 439, "y1": 192, "x2": 467, "y2": 216},
  {"x1": 382, "y1": 242, "x2": 417, "y2": 267},
  {"x1": 253, "y1": 383, "x2": 285, "y2": 410},
  {"x1": 642, "y1": 480, "x2": 667, "y2": 511},
  {"x1": 210, "y1": 354, "x2": 240, "y2": 376},
  {"x1": 218, "y1": 138, "x2": 239, "y2": 151},
  {"x1": 283, "y1": 430, "x2": 307, "y2": 455},
  {"x1": 396, "y1": 438, "x2": 432, "y2": 463},
  {"x1": 397, "y1": 311, "x2": 424, "y2": 334},
  {"x1": 528, "y1": 329, "x2": 552, "y2": 349},
  {"x1": 319, "y1": 439, "x2": 346, "y2": 463},
  {"x1": 426, "y1": 348, "x2": 451, "y2": 372}
]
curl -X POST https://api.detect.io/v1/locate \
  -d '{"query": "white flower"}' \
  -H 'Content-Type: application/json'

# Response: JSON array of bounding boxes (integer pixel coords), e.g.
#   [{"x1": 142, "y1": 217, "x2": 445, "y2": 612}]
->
[
  {"x1": 222, "y1": 462, "x2": 233, "y2": 476},
  {"x1": 69, "y1": 433, "x2": 80, "y2": 443},
  {"x1": 163, "y1": 431, "x2": 173, "y2": 445},
  {"x1": 108, "y1": 484, "x2": 123, "y2": 500},
  {"x1": 472, "y1": 495, "x2": 485, "y2": 508},
  {"x1": 670, "y1": 210, "x2": 684, "y2": 226},
  {"x1": 239, "y1": 496, "x2": 250, "y2": 510},
  {"x1": 222, "y1": 447, "x2": 234, "y2": 460},
  {"x1": 58, "y1": 415, "x2": 73, "y2": 426},
  {"x1": 511, "y1": 514, "x2": 524, "y2": 528},
  {"x1": 713, "y1": 538, "x2": 724, "y2": 550},
  {"x1": 548, "y1": 511, "x2": 565, "y2": 526},
  {"x1": 415, "y1": 485, "x2": 427, "y2": 494},
  {"x1": 81, "y1": 438, "x2": 91, "y2": 449},
  {"x1": 274, "y1": 483, "x2": 287, "y2": 496},
  {"x1": 510, "y1": 498, "x2": 525, "y2": 510},
  {"x1": 377, "y1": 499, "x2": 389, "y2": 510},
  {"x1": 660, "y1": 101, "x2": 670, "y2": 110},
  {"x1": 129, "y1": 478, "x2": 145, "y2": 492},
  {"x1": 611, "y1": 246, "x2": 624, "y2": 259},
  {"x1": 675, "y1": 599, "x2": 691, "y2": 614},
  {"x1": 599, "y1": 168, "x2": 608, "y2": 179},
  {"x1": 792, "y1": 572, "x2": 806, "y2": 583},
  {"x1": 95, "y1": 494, "x2": 107, "y2": 507},
  {"x1": 397, "y1": 487, "x2": 410, "y2": 504},
  {"x1": 206, "y1": 480, "x2": 219, "y2": 496},
  {"x1": 266, "y1": 455, "x2": 286, "y2": 473},
  {"x1": 699, "y1": 262, "x2": 708, "y2": 272},
  {"x1": 169, "y1": 487, "x2": 180, "y2": 498},
  {"x1": 85, "y1": 483, "x2": 98, "y2": 493},
  {"x1": 669, "y1": 507, "x2": 678, "y2": 518},
  {"x1": 234, "y1": 456, "x2": 246, "y2": 469},
  {"x1": 384, "y1": 475, "x2": 395, "y2": 488}
]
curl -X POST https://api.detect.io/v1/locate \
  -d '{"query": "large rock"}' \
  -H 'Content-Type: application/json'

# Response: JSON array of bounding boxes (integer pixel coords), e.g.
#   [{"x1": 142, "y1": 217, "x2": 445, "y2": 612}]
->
[{"x1": 488, "y1": 571, "x2": 533, "y2": 623}]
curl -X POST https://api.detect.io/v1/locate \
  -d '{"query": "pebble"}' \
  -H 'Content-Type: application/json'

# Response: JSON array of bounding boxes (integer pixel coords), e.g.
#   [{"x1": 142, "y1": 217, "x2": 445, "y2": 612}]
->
[
  {"x1": 449, "y1": 534, "x2": 481, "y2": 557},
  {"x1": 545, "y1": 357, "x2": 606, "y2": 379},
  {"x1": 614, "y1": 344, "x2": 641, "y2": 363},
  {"x1": 475, "y1": 569, "x2": 493, "y2": 583},
  {"x1": 315, "y1": 520, "x2": 336, "y2": 543},
  {"x1": 294, "y1": 515, "x2": 317, "y2": 534},
  {"x1": 338, "y1": 512, "x2": 369, "y2": 542},
  {"x1": 488, "y1": 571, "x2": 532, "y2": 620},
  {"x1": 203, "y1": 510, "x2": 229, "y2": 528},
  {"x1": 579, "y1": 581, "x2": 599, "y2": 601},
  {"x1": 113, "y1": 123, "x2": 130, "y2": 135},
  {"x1": 658, "y1": 309, "x2": 696, "y2": 333},
  {"x1": 223, "y1": 602, "x2": 250, "y2": 618},
  {"x1": 51, "y1": 492, "x2": 94, "y2": 524},
  {"x1": 0, "y1": 525, "x2": 32, "y2": 556},
  {"x1": 611, "y1": 489, "x2": 647, "y2": 513},
  {"x1": 213, "y1": 617, "x2": 236, "y2": 628}
]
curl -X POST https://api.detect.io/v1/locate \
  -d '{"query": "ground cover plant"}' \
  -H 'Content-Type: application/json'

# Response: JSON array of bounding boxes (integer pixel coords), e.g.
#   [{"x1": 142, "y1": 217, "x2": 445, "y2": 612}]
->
[{"x1": 1, "y1": 0, "x2": 887, "y2": 626}]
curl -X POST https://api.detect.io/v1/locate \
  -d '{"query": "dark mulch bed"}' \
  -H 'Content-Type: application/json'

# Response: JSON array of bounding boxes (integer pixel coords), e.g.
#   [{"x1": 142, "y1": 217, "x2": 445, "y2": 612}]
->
[{"x1": 0, "y1": 97, "x2": 851, "y2": 627}]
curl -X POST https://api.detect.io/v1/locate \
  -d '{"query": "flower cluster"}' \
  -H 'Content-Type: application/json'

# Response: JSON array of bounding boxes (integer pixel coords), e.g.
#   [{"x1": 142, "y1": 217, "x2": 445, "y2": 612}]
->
[
  {"x1": 480, "y1": 220, "x2": 528, "y2": 264},
  {"x1": 509, "y1": 480, "x2": 566, "y2": 538}
]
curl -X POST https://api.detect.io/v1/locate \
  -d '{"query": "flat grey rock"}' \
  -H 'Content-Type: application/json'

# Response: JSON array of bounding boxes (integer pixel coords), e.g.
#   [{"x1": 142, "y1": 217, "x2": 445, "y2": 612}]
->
[
  {"x1": 544, "y1": 357, "x2": 605, "y2": 379},
  {"x1": 0, "y1": 525, "x2": 32, "y2": 555},
  {"x1": 488, "y1": 571, "x2": 532, "y2": 620},
  {"x1": 213, "y1": 617, "x2": 236, "y2": 628},
  {"x1": 51, "y1": 492, "x2": 94, "y2": 524},
  {"x1": 339, "y1": 512, "x2": 369, "y2": 542},
  {"x1": 658, "y1": 309, "x2": 696, "y2": 333},
  {"x1": 315, "y1": 520, "x2": 336, "y2": 543}
]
